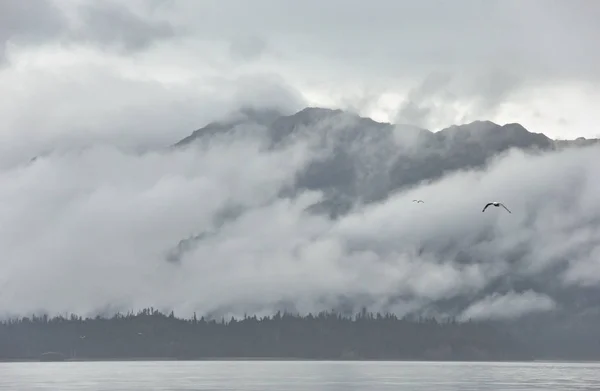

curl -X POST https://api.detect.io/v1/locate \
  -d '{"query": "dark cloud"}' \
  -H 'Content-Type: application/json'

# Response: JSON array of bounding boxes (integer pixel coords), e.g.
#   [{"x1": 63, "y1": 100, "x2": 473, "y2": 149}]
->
[
  {"x1": 2, "y1": 0, "x2": 599, "y2": 135},
  {"x1": 0, "y1": 0, "x2": 66, "y2": 63},
  {"x1": 73, "y1": 1, "x2": 178, "y2": 52},
  {"x1": 0, "y1": 0, "x2": 181, "y2": 63}
]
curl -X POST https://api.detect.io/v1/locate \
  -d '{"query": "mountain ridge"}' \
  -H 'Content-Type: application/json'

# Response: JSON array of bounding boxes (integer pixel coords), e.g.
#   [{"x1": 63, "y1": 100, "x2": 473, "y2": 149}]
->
[
  {"x1": 171, "y1": 106, "x2": 597, "y2": 220},
  {"x1": 162, "y1": 106, "x2": 600, "y2": 360},
  {"x1": 174, "y1": 107, "x2": 598, "y2": 148}
]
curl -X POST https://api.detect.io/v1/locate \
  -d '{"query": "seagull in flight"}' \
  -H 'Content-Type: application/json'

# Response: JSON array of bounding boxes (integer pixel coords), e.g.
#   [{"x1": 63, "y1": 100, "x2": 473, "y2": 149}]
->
[
  {"x1": 482, "y1": 202, "x2": 511, "y2": 213},
  {"x1": 412, "y1": 199, "x2": 424, "y2": 203}
]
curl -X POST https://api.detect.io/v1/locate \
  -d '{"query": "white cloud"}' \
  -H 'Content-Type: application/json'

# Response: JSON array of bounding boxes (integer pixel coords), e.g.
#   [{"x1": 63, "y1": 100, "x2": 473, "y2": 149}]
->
[
  {"x1": 1, "y1": 0, "x2": 599, "y2": 320},
  {"x1": 0, "y1": 114, "x2": 598, "y2": 319},
  {"x1": 0, "y1": 46, "x2": 305, "y2": 168},
  {"x1": 459, "y1": 290, "x2": 557, "y2": 321},
  {"x1": 2, "y1": 0, "x2": 600, "y2": 151}
]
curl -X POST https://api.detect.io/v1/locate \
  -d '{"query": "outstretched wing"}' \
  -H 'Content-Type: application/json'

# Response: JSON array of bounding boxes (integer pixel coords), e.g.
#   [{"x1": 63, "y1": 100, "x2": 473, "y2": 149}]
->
[
  {"x1": 500, "y1": 203, "x2": 512, "y2": 213},
  {"x1": 482, "y1": 202, "x2": 493, "y2": 212}
]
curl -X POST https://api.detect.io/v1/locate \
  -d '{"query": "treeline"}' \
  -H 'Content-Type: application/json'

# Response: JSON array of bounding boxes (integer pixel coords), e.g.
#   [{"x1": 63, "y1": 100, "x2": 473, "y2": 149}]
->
[{"x1": 0, "y1": 308, "x2": 531, "y2": 361}]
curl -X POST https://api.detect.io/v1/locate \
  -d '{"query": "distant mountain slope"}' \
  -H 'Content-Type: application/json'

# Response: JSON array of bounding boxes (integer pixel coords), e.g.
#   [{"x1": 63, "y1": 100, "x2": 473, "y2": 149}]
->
[
  {"x1": 173, "y1": 107, "x2": 595, "y2": 217},
  {"x1": 167, "y1": 107, "x2": 600, "y2": 359},
  {"x1": 173, "y1": 107, "x2": 283, "y2": 148}
]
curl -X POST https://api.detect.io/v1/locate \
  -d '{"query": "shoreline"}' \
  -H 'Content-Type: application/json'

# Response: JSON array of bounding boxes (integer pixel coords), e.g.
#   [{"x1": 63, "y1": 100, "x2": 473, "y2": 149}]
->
[{"x1": 3, "y1": 357, "x2": 599, "y2": 364}]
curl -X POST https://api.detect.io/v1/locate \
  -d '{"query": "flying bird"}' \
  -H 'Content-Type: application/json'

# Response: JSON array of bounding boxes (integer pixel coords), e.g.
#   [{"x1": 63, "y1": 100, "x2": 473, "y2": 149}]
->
[
  {"x1": 412, "y1": 199, "x2": 424, "y2": 203},
  {"x1": 482, "y1": 202, "x2": 511, "y2": 213}
]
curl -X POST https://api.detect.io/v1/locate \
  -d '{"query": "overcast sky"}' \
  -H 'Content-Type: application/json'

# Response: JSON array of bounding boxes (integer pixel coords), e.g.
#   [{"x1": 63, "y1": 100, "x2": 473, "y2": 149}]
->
[
  {"x1": 1, "y1": 0, "x2": 599, "y2": 320},
  {"x1": 2, "y1": 0, "x2": 600, "y2": 163}
]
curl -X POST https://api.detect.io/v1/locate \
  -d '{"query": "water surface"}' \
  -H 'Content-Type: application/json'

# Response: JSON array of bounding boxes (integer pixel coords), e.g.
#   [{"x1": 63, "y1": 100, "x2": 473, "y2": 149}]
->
[{"x1": 0, "y1": 360, "x2": 598, "y2": 390}]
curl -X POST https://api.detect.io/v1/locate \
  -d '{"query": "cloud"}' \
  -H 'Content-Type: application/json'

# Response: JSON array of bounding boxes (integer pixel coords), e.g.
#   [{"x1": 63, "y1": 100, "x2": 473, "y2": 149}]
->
[
  {"x1": 3, "y1": 0, "x2": 600, "y2": 145},
  {"x1": 459, "y1": 290, "x2": 557, "y2": 321},
  {"x1": 228, "y1": 35, "x2": 268, "y2": 62},
  {"x1": 71, "y1": 1, "x2": 179, "y2": 53},
  {"x1": 0, "y1": 132, "x2": 314, "y2": 318},
  {"x1": 0, "y1": 110, "x2": 599, "y2": 320},
  {"x1": 1, "y1": 0, "x2": 181, "y2": 64},
  {"x1": 394, "y1": 70, "x2": 524, "y2": 130},
  {"x1": 562, "y1": 246, "x2": 600, "y2": 287},
  {"x1": 0, "y1": 0, "x2": 66, "y2": 64},
  {"x1": 0, "y1": 54, "x2": 305, "y2": 169},
  {"x1": 159, "y1": 0, "x2": 600, "y2": 82},
  {"x1": 2, "y1": 0, "x2": 600, "y2": 321}
]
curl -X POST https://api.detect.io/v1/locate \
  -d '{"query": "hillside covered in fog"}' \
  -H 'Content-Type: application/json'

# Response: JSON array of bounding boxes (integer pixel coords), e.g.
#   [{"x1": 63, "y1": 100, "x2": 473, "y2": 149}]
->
[
  {"x1": 3, "y1": 0, "x2": 600, "y2": 366},
  {"x1": 175, "y1": 106, "x2": 597, "y2": 218},
  {"x1": 2, "y1": 106, "x2": 600, "y2": 360},
  {"x1": 165, "y1": 107, "x2": 600, "y2": 360}
]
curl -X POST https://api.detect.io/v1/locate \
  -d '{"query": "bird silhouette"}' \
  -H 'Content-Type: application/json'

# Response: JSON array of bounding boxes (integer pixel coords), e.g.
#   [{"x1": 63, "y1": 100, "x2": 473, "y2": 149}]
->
[{"x1": 482, "y1": 201, "x2": 511, "y2": 213}]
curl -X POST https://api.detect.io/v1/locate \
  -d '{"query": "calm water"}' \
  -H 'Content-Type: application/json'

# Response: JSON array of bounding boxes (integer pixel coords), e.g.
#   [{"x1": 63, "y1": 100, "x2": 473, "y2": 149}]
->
[{"x1": 0, "y1": 361, "x2": 599, "y2": 390}]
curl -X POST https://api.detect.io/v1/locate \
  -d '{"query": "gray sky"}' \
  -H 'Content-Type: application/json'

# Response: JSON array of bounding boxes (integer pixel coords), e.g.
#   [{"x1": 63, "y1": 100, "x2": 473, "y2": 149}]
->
[
  {"x1": 0, "y1": 0, "x2": 599, "y2": 320},
  {"x1": 2, "y1": 0, "x2": 599, "y2": 163}
]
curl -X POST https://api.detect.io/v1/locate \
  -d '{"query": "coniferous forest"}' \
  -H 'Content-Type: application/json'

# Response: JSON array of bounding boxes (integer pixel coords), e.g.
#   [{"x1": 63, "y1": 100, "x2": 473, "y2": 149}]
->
[{"x1": 0, "y1": 308, "x2": 532, "y2": 361}]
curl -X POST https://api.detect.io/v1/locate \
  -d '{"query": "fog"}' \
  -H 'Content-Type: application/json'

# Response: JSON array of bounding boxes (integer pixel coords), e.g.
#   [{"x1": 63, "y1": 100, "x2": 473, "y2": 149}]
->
[
  {"x1": 0, "y1": 117, "x2": 598, "y2": 320},
  {"x1": 1, "y1": 0, "x2": 599, "y2": 323}
]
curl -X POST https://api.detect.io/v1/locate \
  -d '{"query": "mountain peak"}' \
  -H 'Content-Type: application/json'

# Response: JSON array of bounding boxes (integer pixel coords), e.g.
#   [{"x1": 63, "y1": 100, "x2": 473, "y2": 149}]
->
[
  {"x1": 290, "y1": 107, "x2": 346, "y2": 121},
  {"x1": 296, "y1": 106, "x2": 344, "y2": 115},
  {"x1": 235, "y1": 106, "x2": 286, "y2": 123},
  {"x1": 174, "y1": 106, "x2": 598, "y2": 149},
  {"x1": 439, "y1": 120, "x2": 500, "y2": 133}
]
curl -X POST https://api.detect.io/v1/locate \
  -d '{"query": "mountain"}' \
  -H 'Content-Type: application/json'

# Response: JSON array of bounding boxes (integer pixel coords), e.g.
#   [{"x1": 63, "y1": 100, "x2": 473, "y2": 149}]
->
[
  {"x1": 168, "y1": 107, "x2": 600, "y2": 360},
  {"x1": 555, "y1": 136, "x2": 600, "y2": 149},
  {"x1": 173, "y1": 107, "x2": 284, "y2": 148},
  {"x1": 173, "y1": 107, "x2": 595, "y2": 217}
]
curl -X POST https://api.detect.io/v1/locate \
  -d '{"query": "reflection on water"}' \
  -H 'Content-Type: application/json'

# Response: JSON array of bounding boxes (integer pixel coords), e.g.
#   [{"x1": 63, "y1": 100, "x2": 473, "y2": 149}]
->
[{"x1": 0, "y1": 361, "x2": 599, "y2": 390}]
